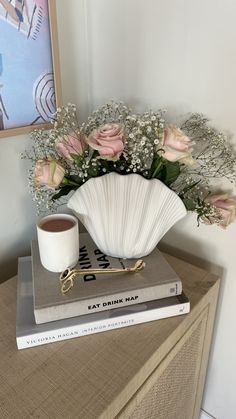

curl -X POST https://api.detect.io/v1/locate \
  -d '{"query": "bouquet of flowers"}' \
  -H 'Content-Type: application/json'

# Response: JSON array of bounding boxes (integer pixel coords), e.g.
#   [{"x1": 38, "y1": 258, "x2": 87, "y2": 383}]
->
[{"x1": 24, "y1": 101, "x2": 236, "y2": 228}]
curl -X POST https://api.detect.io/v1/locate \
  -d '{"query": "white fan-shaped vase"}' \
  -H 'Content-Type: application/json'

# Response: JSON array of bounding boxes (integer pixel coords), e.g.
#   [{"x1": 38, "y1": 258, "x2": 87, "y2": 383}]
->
[{"x1": 67, "y1": 173, "x2": 187, "y2": 259}]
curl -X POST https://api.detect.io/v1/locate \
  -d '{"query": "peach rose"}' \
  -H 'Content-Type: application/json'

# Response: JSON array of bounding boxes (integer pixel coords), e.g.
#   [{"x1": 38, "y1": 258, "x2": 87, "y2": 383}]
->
[
  {"x1": 56, "y1": 133, "x2": 85, "y2": 161},
  {"x1": 161, "y1": 126, "x2": 194, "y2": 165},
  {"x1": 33, "y1": 159, "x2": 65, "y2": 189},
  {"x1": 206, "y1": 194, "x2": 236, "y2": 228},
  {"x1": 87, "y1": 123, "x2": 124, "y2": 161}
]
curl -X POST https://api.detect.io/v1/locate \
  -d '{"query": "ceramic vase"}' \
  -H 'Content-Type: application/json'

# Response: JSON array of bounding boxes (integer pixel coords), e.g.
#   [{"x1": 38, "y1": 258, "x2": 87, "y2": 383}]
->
[{"x1": 67, "y1": 173, "x2": 187, "y2": 258}]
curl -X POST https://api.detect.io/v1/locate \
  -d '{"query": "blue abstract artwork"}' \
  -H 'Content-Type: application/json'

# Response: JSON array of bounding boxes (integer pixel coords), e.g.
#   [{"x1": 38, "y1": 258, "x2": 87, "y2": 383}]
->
[{"x1": 0, "y1": 0, "x2": 56, "y2": 131}]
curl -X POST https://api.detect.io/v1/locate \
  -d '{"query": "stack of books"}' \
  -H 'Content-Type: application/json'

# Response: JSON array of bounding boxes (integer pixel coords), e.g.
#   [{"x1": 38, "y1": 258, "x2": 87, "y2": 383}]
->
[{"x1": 16, "y1": 233, "x2": 190, "y2": 350}]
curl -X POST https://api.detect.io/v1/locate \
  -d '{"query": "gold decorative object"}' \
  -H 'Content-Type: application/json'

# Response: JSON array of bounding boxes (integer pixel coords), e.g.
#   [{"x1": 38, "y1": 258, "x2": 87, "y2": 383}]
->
[{"x1": 60, "y1": 259, "x2": 146, "y2": 295}]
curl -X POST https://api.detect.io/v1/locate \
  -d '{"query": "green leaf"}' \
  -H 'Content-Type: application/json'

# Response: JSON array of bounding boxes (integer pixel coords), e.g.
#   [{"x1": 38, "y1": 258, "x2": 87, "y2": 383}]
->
[
  {"x1": 182, "y1": 198, "x2": 196, "y2": 211},
  {"x1": 162, "y1": 161, "x2": 180, "y2": 186},
  {"x1": 150, "y1": 155, "x2": 164, "y2": 178},
  {"x1": 71, "y1": 154, "x2": 84, "y2": 166},
  {"x1": 62, "y1": 176, "x2": 80, "y2": 187},
  {"x1": 52, "y1": 185, "x2": 77, "y2": 201}
]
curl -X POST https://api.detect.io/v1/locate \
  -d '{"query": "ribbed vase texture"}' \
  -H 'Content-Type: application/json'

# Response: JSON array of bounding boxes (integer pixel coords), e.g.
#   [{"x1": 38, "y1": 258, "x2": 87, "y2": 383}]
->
[{"x1": 67, "y1": 173, "x2": 187, "y2": 258}]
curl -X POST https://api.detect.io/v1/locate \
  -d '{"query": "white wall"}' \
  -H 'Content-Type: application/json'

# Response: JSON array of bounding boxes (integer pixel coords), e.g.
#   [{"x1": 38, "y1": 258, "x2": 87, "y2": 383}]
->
[{"x1": 0, "y1": 0, "x2": 235, "y2": 418}]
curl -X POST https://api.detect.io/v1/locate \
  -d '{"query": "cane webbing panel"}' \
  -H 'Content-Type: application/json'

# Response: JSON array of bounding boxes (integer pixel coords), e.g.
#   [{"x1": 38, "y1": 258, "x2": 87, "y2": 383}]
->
[{"x1": 122, "y1": 312, "x2": 207, "y2": 419}]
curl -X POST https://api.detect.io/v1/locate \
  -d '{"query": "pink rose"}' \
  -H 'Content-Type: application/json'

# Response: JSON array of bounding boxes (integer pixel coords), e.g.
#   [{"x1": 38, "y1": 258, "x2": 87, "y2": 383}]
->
[
  {"x1": 87, "y1": 123, "x2": 124, "y2": 161},
  {"x1": 33, "y1": 159, "x2": 65, "y2": 189},
  {"x1": 161, "y1": 126, "x2": 194, "y2": 165},
  {"x1": 206, "y1": 194, "x2": 236, "y2": 228},
  {"x1": 56, "y1": 133, "x2": 85, "y2": 161}
]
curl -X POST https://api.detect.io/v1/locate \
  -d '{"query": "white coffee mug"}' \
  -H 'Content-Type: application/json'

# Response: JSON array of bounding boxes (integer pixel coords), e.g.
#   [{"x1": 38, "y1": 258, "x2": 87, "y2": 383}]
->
[{"x1": 37, "y1": 213, "x2": 79, "y2": 272}]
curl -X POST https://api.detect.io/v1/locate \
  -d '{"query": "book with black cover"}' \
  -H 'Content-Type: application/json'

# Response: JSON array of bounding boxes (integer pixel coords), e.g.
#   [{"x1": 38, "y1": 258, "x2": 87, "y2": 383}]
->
[
  {"x1": 32, "y1": 232, "x2": 183, "y2": 324},
  {"x1": 16, "y1": 257, "x2": 190, "y2": 350}
]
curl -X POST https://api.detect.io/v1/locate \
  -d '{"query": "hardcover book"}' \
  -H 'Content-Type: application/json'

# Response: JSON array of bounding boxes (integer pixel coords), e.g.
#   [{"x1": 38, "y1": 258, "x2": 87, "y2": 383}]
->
[
  {"x1": 32, "y1": 232, "x2": 183, "y2": 324},
  {"x1": 16, "y1": 257, "x2": 190, "y2": 350}
]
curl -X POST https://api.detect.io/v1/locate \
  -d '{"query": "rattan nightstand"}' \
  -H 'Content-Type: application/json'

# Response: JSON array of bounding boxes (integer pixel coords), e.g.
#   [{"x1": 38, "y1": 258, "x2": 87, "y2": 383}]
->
[{"x1": 0, "y1": 252, "x2": 219, "y2": 419}]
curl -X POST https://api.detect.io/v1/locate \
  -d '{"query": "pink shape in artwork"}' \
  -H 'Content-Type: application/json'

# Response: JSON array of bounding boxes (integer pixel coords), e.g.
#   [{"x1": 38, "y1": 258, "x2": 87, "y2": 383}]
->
[{"x1": 34, "y1": 0, "x2": 48, "y2": 17}]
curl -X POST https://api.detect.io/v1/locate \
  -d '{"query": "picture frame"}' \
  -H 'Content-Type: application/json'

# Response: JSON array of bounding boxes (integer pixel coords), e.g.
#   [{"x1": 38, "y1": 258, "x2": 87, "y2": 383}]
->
[{"x1": 0, "y1": 0, "x2": 62, "y2": 139}]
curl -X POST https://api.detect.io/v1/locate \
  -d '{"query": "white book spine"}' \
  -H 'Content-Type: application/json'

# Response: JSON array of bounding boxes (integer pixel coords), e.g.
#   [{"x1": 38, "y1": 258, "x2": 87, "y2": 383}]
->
[
  {"x1": 17, "y1": 300, "x2": 190, "y2": 350},
  {"x1": 35, "y1": 281, "x2": 182, "y2": 324}
]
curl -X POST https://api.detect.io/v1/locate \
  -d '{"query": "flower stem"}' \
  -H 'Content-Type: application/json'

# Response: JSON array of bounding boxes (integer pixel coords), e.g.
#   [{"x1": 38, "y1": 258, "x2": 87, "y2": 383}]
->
[
  {"x1": 151, "y1": 160, "x2": 163, "y2": 178},
  {"x1": 62, "y1": 177, "x2": 80, "y2": 187}
]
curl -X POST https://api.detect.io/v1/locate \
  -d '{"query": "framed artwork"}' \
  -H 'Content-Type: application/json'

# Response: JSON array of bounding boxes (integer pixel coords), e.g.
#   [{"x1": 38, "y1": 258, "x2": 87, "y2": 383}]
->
[{"x1": 0, "y1": 0, "x2": 62, "y2": 138}]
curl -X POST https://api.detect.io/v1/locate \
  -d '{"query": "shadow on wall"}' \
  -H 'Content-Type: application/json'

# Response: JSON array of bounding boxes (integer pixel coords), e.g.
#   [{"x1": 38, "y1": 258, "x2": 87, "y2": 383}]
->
[
  {"x1": 1, "y1": 255, "x2": 25, "y2": 284},
  {"x1": 159, "y1": 239, "x2": 224, "y2": 278},
  {"x1": 159, "y1": 233, "x2": 225, "y2": 354},
  {"x1": 0, "y1": 221, "x2": 36, "y2": 283},
  {"x1": 158, "y1": 229, "x2": 226, "y2": 314},
  {"x1": 0, "y1": 220, "x2": 87, "y2": 283}
]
